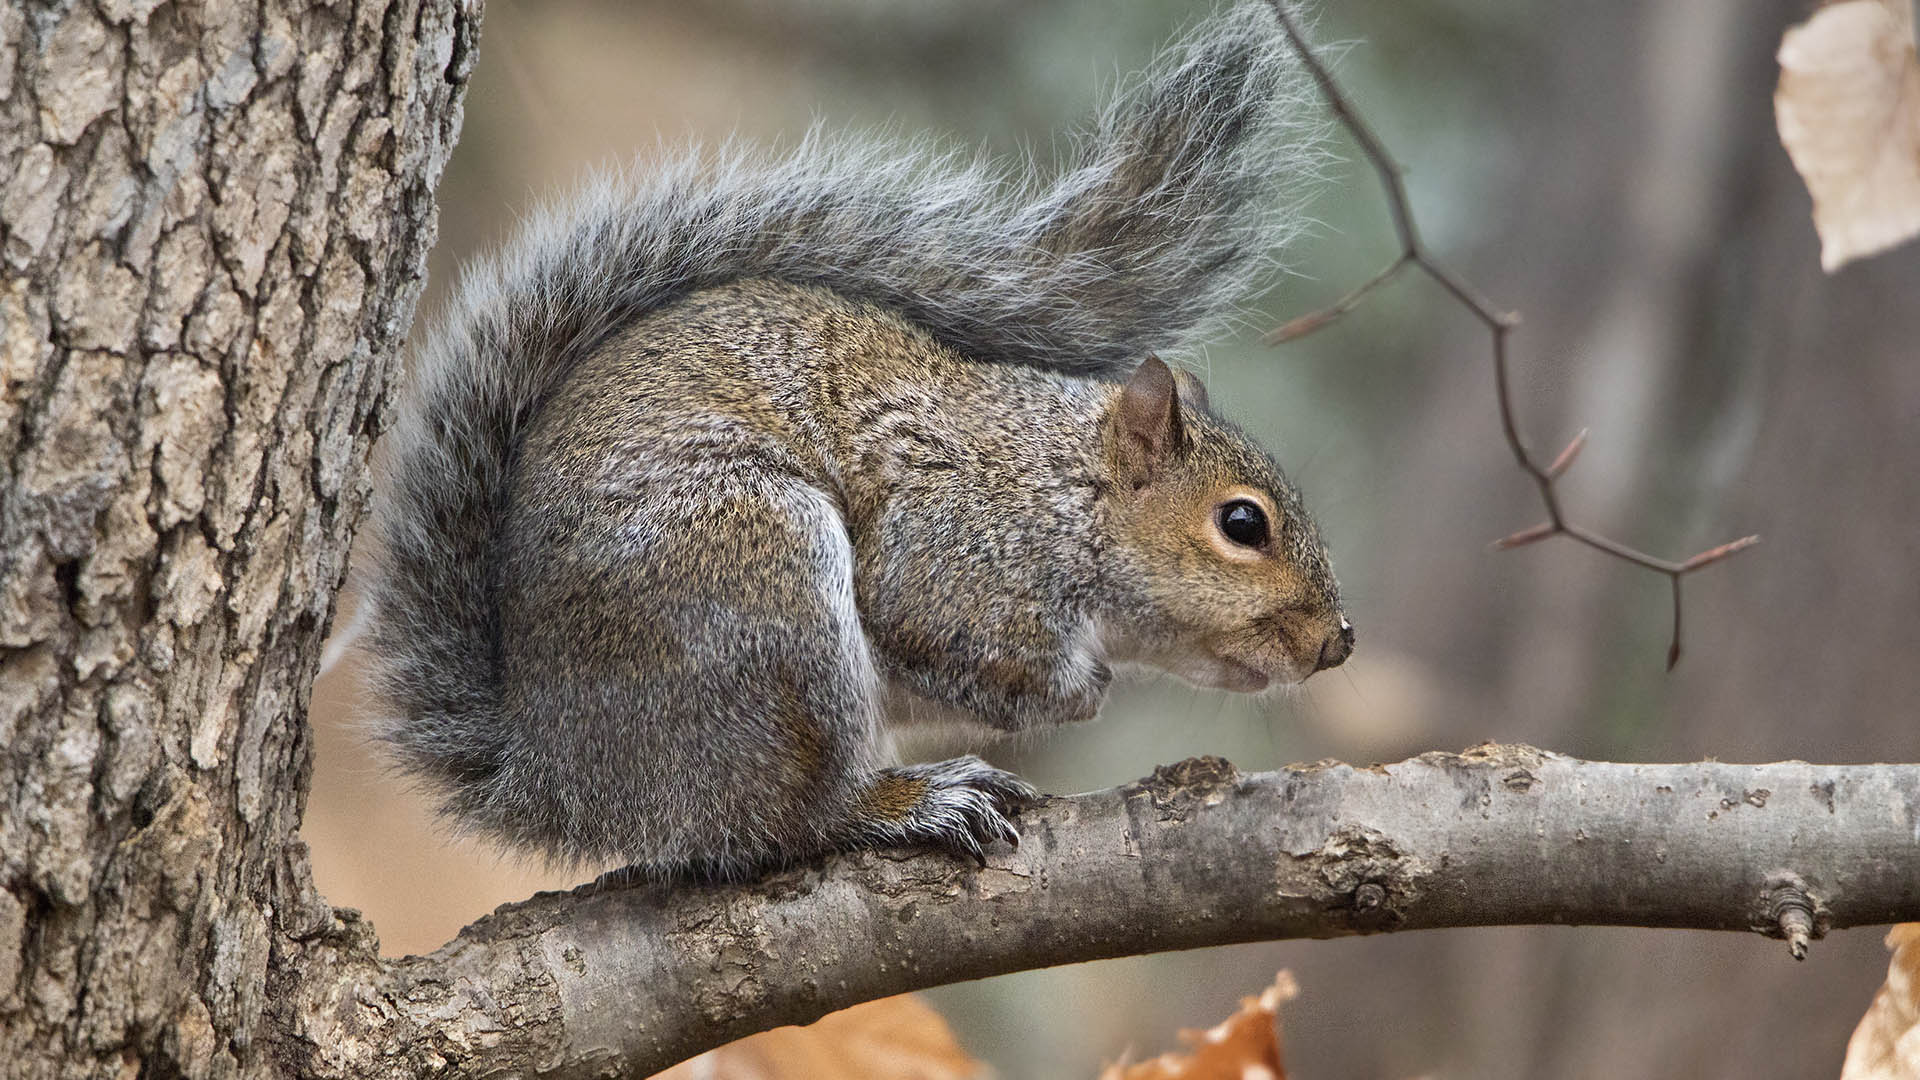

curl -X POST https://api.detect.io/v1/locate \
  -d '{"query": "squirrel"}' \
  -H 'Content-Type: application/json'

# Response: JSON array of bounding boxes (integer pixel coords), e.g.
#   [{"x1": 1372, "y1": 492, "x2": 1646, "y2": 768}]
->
[{"x1": 364, "y1": 3, "x2": 1351, "y2": 879}]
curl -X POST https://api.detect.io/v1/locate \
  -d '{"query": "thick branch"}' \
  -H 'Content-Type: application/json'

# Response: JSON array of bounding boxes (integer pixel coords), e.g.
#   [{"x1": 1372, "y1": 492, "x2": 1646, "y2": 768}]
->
[{"x1": 291, "y1": 745, "x2": 1920, "y2": 1078}]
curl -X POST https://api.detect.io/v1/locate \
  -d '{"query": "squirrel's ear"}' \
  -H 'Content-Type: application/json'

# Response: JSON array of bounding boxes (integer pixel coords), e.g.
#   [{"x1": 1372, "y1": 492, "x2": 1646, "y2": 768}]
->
[
  {"x1": 1172, "y1": 367, "x2": 1209, "y2": 413},
  {"x1": 1116, "y1": 354, "x2": 1187, "y2": 487}
]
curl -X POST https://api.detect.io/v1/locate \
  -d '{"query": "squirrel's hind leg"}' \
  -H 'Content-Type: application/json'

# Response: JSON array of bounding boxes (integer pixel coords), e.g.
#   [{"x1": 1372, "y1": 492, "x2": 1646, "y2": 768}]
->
[{"x1": 505, "y1": 461, "x2": 1041, "y2": 875}]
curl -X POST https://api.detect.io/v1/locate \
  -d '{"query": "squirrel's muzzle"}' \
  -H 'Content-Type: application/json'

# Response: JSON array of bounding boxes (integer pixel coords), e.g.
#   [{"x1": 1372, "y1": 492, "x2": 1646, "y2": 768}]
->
[{"x1": 1313, "y1": 617, "x2": 1356, "y2": 673}]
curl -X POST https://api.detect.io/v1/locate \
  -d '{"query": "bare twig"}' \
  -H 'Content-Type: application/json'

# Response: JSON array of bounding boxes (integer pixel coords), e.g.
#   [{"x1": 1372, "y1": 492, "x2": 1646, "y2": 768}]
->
[
  {"x1": 1263, "y1": 1, "x2": 1758, "y2": 668},
  {"x1": 1263, "y1": 252, "x2": 1411, "y2": 343},
  {"x1": 290, "y1": 747, "x2": 1920, "y2": 1079}
]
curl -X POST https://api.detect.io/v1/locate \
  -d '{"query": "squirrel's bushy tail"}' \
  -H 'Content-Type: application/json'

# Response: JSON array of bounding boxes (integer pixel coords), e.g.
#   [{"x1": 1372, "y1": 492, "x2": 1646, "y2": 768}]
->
[{"x1": 368, "y1": 3, "x2": 1325, "y2": 816}]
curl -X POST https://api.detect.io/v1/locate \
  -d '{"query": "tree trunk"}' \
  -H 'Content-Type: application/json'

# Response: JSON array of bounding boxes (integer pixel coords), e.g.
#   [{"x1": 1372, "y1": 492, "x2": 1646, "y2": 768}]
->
[{"x1": 0, "y1": 0, "x2": 477, "y2": 1075}]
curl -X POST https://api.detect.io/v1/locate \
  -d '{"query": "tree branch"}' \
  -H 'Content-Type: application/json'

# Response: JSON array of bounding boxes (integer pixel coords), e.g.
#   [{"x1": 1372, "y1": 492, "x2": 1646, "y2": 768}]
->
[
  {"x1": 289, "y1": 745, "x2": 1920, "y2": 1078},
  {"x1": 1261, "y1": 0, "x2": 1760, "y2": 668}
]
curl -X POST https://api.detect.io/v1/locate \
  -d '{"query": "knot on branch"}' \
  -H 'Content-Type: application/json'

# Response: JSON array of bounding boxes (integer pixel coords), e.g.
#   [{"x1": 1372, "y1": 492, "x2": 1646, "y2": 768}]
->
[
  {"x1": 1285, "y1": 825, "x2": 1420, "y2": 931},
  {"x1": 1132, "y1": 756, "x2": 1242, "y2": 822},
  {"x1": 1754, "y1": 872, "x2": 1830, "y2": 960},
  {"x1": 1452, "y1": 742, "x2": 1552, "y2": 770},
  {"x1": 1350, "y1": 881, "x2": 1391, "y2": 926}
]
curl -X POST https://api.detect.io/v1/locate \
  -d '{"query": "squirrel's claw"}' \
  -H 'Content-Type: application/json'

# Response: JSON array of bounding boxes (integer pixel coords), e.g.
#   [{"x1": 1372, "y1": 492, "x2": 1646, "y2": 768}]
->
[{"x1": 863, "y1": 756, "x2": 1037, "y2": 867}]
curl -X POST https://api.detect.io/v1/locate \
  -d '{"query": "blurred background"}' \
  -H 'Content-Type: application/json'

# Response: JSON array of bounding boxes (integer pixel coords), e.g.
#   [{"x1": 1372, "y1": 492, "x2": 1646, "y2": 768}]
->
[{"x1": 304, "y1": 0, "x2": 1920, "y2": 1076}]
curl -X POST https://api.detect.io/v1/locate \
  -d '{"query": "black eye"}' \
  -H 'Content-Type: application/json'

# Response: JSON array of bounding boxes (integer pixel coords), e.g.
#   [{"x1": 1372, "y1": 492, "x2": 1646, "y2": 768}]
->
[{"x1": 1217, "y1": 500, "x2": 1269, "y2": 548}]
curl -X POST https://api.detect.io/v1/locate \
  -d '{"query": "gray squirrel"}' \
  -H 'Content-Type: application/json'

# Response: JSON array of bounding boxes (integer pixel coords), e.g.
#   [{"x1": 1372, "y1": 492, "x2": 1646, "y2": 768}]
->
[{"x1": 366, "y1": 3, "x2": 1351, "y2": 879}]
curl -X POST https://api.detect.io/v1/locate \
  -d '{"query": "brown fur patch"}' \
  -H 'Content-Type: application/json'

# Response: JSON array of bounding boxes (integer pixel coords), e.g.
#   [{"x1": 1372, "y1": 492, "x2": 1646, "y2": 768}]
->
[
  {"x1": 860, "y1": 775, "x2": 931, "y2": 821},
  {"x1": 772, "y1": 681, "x2": 829, "y2": 792}
]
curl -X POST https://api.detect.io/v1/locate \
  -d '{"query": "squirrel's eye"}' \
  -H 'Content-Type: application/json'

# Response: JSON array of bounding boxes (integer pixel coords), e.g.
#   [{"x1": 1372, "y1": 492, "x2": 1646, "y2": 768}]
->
[{"x1": 1217, "y1": 500, "x2": 1270, "y2": 548}]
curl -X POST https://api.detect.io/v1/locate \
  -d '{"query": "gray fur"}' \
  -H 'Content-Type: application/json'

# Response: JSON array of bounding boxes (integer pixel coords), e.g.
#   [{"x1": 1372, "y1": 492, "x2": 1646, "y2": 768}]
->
[{"x1": 366, "y1": 4, "x2": 1333, "y2": 876}]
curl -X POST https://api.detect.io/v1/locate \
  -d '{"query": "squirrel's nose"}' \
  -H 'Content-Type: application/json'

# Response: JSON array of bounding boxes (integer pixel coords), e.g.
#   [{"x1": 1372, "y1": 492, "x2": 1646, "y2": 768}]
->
[{"x1": 1313, "y1": 617, "x2": 1355, "y2": 672}]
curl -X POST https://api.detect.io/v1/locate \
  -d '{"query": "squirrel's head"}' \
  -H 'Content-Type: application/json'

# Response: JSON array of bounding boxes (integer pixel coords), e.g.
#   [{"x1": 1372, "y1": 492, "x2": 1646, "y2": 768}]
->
[{"x1": 1096, "y1": 356, "x2": 1351, "y2": 692}]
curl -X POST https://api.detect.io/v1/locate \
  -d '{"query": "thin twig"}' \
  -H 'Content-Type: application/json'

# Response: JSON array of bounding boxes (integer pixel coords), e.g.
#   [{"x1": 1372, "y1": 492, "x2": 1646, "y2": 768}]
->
[
  {"x1": 1263, "y1": 1, "x2": 1758, "y2": 668},
  {"x1": 1264, "y1": 253, "x2": 1411, "y2": 343}
]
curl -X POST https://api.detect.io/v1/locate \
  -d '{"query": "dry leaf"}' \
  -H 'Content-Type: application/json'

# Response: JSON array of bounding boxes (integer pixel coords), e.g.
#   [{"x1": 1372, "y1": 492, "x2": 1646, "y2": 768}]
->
[
  {"x1": 1840, "y1": 923, "x2": 1920, "y2": 1080},
  {"x1": 1775, "y1": 0, "x2": 1920, "y2": 272},
  {"x1": 650, "y1": 994, "x2": 986, "y2": 1080},
  {"x1": 1097, "y1": 971, "x2": 1297, "y2": 1080}
]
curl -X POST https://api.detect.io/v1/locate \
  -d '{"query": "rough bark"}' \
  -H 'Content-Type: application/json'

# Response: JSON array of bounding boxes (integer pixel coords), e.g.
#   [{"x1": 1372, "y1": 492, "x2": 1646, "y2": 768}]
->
[
  {"x1": 0, "y1": 0, "x2": 476, "y2": 1076},
  {"x1": 285, "y1": 746, "x2": 1920, "y2": 1079}
]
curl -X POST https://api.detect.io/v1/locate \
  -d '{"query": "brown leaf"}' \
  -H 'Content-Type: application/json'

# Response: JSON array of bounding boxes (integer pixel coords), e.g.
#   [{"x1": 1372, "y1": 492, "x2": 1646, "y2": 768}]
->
[
  {"x1": 1775, "y1": 0, "x2": 1920, "y2": 272},
  {"x1": 1841, "y1": 924, "x2": 1920, "y2": 1080},
  {"x1": 1097, "y1": 971, "x2": 1297, "y2": 1080},
  {"x1": 651, "y1": 994, "x2": 986, "y2": 1080}
]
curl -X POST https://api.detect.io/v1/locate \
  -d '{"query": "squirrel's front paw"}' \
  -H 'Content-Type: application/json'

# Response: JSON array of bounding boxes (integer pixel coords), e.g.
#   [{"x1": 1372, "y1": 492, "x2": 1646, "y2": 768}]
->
[{"x1": 858, "y1": 756, "x2": 1040, "y2": 866}]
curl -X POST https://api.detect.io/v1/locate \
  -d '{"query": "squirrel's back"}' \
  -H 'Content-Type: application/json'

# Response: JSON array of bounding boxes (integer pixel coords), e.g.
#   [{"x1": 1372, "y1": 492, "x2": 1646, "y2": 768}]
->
[{"x1": 366, "y1": 3, "x2": 1329, "y2": 866}]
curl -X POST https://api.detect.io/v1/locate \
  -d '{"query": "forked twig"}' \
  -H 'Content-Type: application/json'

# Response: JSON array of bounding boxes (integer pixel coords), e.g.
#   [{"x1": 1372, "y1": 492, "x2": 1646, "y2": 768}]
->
[{"x1": 1263, "y1": 1, "x2": 1758, "y2": 668}]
